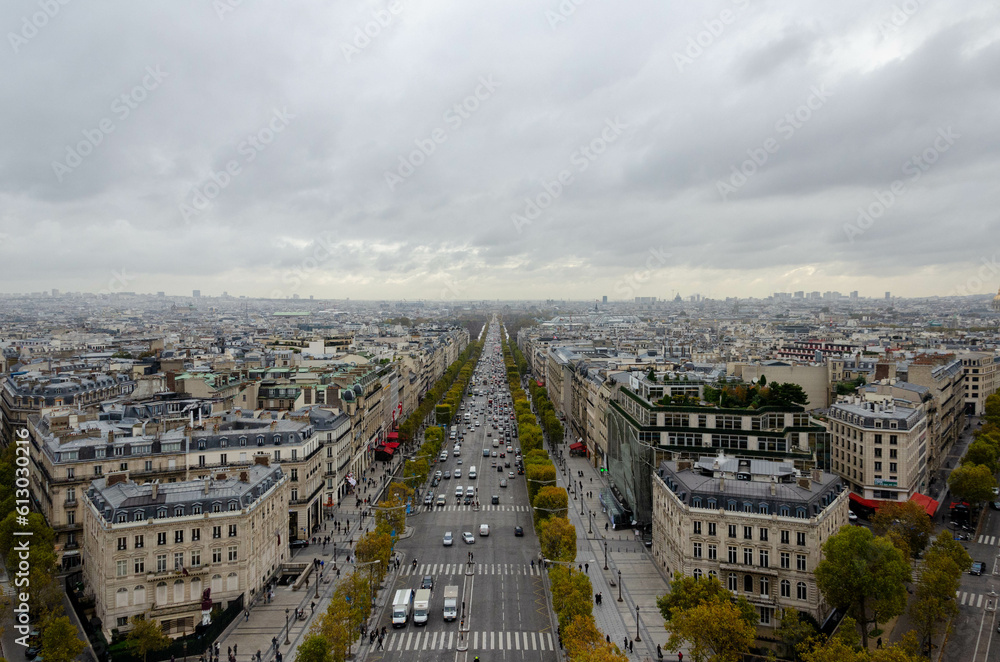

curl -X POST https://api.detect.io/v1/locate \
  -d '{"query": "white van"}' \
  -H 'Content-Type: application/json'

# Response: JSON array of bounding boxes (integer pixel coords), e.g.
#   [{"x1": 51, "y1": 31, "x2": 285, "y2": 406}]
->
[
  {"x1": 392, "y1": 589, "x2": 413, "y2": 627},
  {"x1": 453, "y1": 446, "x2": 461, "y2": 456},
  {"x1": 455, "y1": 485, "x2": 464, "y2": 498},
  {"x1": 466, "y1": 486, "x2": 475, "y2": 497},
  {"x1": 468, "y1": 466, "x2": 477, "y2": 479}
]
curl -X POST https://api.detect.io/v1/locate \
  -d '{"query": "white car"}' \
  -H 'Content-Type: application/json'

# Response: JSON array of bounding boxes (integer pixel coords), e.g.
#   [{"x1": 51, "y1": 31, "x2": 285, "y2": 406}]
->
[
  {"x1": 454, "y1": 468, "x2": 462, "y2": 478},
  {"x1": 479, "y1": 524, "x2": 490, "y2": 536},
  {"x1": 443, "y1": 531, "x2": 454, "y2": 546},
  {"x1": 463, "y1": 532, "x2": 476, "y2": 544}
]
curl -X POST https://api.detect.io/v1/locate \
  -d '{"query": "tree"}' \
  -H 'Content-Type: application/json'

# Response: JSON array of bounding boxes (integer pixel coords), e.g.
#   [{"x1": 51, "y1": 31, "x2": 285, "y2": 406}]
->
[
  {"x1": 526, "y1": 463, "x2": 557, "y2": 502},
  {"x1": 563, "y1": 614, "x2": 629, "y2": 662},
  {"x1": 125, "y1": 616, "x2": 171, "y2": 662},
  {"x1": 814, "y1": 526, "x2": 910, "y2": 648},
  {"x1": 948, "y1": 462, "x2": 996, "y2": 507},
  {"x1": 984, "y1": 392, "x2": 1000, "y2": 427},
  {"x1": 295, "y1": 634, "x2": 334, "y2": 662},
  {"x1": 538, "y1": 517, "x2": 577, "y2": 562},
  {"x1": 870, "y1": 500, "x2": 933, "y2": 558},
  {"x1": 962, "y1": 438, "x2": 1000, "y2": 475},
  {"x1": 665, "y1": 599, "x2": 756, "y2": 662},
  {"x1": 533, "y1": 486, "x2": 569, "y2": 523},
  {"x1": 774, "y1": 609, "x2": 818, "y2": 661},
  {"x1": 656, "y1": 573, "x2": 737, "y2": 622},
  {"x1": 40, "y1": 615, "x2": 86, "y2": 662},
  {"x1": 549, "y1": 566, "x2": 593, "y2": 631},
  {"x1": 909, "y1": 531, "x2": 972, "y2": 652}
]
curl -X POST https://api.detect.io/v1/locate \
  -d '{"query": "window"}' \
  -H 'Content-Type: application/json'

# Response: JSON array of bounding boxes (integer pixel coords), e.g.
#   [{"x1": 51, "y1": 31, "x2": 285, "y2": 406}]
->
[
  {"x1": 94, "y1": 466, "x2": 103, "y2": 476},
  {"x1": 693, "y1": 568, "x2": 703, "y2": 579},
  {"x1": 117, "y1": 559, "x2": 128, "y2": 577},
  {"x1": 192, "y1": 528, "x2": 201, "y2": 541},
  {"x1": 728, "y1": 525, "x2": 737, "y2": 538},
  {"x1": 727, "y1": 500, "x2": 737, "y2": 512},
  {"x1": 758, "y1": 502, "x2": 769, "y2": 514},
  {"x1": 156, "y1": 554, "x2": 167, "y2": 572},
  {"x1": 228, "y1": 546, "x2": 238, "y2": 561},
  {"x1": 743, "y1": 548, "x2": 753, "y2": 565},
  {"x1": 708, "y1": 544, "x2": 717, "y2": 560},
  {"x1": 134, "y1": 558, "x2": 145, "y2": 574},
  {"x1": 759, "y1": 528, "x2": 768, "y2": 542},
  {"x1": 174, "y1": 552, "x2": 184, "y2": 570},
  {"x1": 728, "y1": 573, "x2": 738, "y2": 592},
  {"x1": 213, "y1": 526, "x2": 222, "y2": 539},
  {"x1": 191, "y1": 549, "x2": 201, "y2": 567},
  {"x1": 743, "y1": 502, "x2": 753, "y2": 513},
  {"x1": 728, "y1": 546, "x2": 738, "y2": 563},
  {"x1": 117, "y1": 536, "x2": 128, "y2": 551},
  {"x1": 119, "y1": 462, "x2": 128, "y2": 471},
  {"x1": 193, "y1": 504, "x2": 202, "y2": 515},
  {"x1": 760, "y1": 606, "x2": 772, "y2": 626},
  {"x1": 760, "y1": 576, "x2": 769, "y2": 596},
  {"x1": 759, "y1": 550, "x2": 769, "y2": 568},
  {"x1": 228, "y1": 501, "x2": 238, "y2": 512},
  {"x1": 743, "y1": 526, "x2": 753, "y2": 540},
  {"x1": 212, "y1": 548, "x2": 222, "y2": 564},
  {"x1": 291, "y1": 489, "x2": 298, "y2": 502},
  {"x1": 157, "y1": 532, "x2": 167, "y2": 546},
  {"x1": 743, "y1": 575, "x2": 753, "y2": 592},
  {"x1": 67, "y1": 468, "x2": 75, "y2": 479},
  {"x1": 175, "y1": 530, "x2": 184, "y2": 544},
  {"x1": 67, "y1": 511, "x2": 75, "y2": 524},
  {"x1": 781, "y1": 530, "x2": 790, "y2": 545},
  {"x1": 708, "y1": 523, "x2": 717, "y2": 537},
  {"x1": 693, "y1": 542, "x2": 702, "y2": 558},
  {"x1": 797, "y1": 582, "x2": 808, "y2": 600},
  {"x1": 693, "y1": 521, "x2": 702, "y2": 535},
  {"x1": 228, "y1": 524, "x2": 237, "y2": 537},
  {"x1": 874, "y1": 447, "x2": 882, "y2": 458},
  {"x1": 890, "y1": 462, "x2": 897, "y2": 473},
  {"x1": 291, "y1": 469, "x2": 299, "y2": 482},
  {"x1": 797, "y1": 554, "x2": 807, "y2": 571},
  {"x1": 145, "y1": 460, "x2": 153, "y2": 471},
  {"x1": 135, "y1": 535, "x2": 144, "y2": 548},
  {"x1": 781, "y1": 579, "x2": 791, "y2": 597},
  {"x1": 135, "y1": 511, "x2": 144, "y2": 521},
  {"x1": 796, "y1": 532, "x2": 806, "y2": 546},
  {"x1": 781, "y1": 552, "x2": 790, "y2": 569}
]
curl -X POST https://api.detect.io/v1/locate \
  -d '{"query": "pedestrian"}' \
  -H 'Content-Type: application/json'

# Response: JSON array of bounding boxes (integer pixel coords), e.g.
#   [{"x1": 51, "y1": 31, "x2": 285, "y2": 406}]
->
[
  {"x1": 377, "y1": 636, "x2": 384, "y2": 650},
  {"x1": 245, "y1": 609, "x2": 249, "y2": 622},
  {"x1": 585, "y1": 562, "x2": 589, "y2": 573},
  {"x1": 606, "y1": 522, "x2": 609, "y2": 532},
  {"x1": 629, "y1": 640, "x2": 634, "y2": 653},
  {"x1": 606, "y1": 635, "x2": 611, "y2": 644},
  {"x1": 677, "y1": 652, "x2": 682, "y2": 662},
  {"x1": 276, "y1": 653, "x2": 282, "y2": 662},
  {"x1": 233, "y1": 644, "x2": 238, "y2": 656},
  {"x1": 272, "y1": 637, "x2": 277, "y2": 651},
  {"x1": 624, "y1": 638, "x2": 628, "y2": 650},
  {"x1": 256, "y1": 650, "x2": 261, "y2": 662}
]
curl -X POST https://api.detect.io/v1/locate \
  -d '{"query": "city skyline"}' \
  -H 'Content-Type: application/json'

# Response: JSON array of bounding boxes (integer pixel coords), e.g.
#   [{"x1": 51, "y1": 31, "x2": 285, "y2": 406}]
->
[{"x1": 3, "y1": 1, "x2": 999, "y2": 300}]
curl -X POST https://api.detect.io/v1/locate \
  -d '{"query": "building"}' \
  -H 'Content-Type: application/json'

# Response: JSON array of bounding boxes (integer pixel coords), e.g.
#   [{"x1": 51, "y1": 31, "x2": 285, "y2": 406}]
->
[
  {"x1": 826, "y1": 398, "x2": 928, "y2": 507},
  {"x1": 605, "y1": 373, "x2": 828, "y2": 528},
  {"x1": 652, "y1": 455, "x2": 848, "y2": 629},
  {"x1": 81, "y1": 462, "x2": 287, "y2": 639},
  {"x1": 959, "y1": 352, "x2": 1000, "y2": 416}
]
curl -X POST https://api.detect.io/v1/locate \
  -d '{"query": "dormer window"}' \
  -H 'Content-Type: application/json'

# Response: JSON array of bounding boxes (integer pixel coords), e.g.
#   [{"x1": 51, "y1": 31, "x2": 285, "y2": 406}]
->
[
  {"x1": 239, "y1": 437, "x2": 247, "y2": 447},
  {"x1": 257, "y1": 437, "x2": 264, "y2": 446},
  {"x1": 117, "y1": 513, "x2": 127, "y2": 523},
  {"x1": 174, "y1": 506, "x2": 184, "y2": 517},
  {"x1": 228, "y1": 501, "x2": 238, "y2": 511},
  {"x1": 134, "y1": 511, "x2": 144, "y2": 521},
  {"x1": 193, "y1": 504, "x2": 202, "y2": 515},
  {"x1": 220, "y1": 438, "x2": 228, "y2": 448},
  {"x1": 198, "y1": 441, "x2": 206, "y2": 450},
  {"x1": 157, "y1": 508, "x2": 167, "y2": 519},
  {"x1": 212, "y1": 503, "x2": 222, "y2": 513}
]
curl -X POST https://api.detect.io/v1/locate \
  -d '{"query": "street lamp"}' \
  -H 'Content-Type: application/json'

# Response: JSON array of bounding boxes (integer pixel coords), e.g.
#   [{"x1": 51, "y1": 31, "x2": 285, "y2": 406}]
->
[
  {"x1": 617, "y1": 569, "x2": 623, "y2": 602},
  {"x1": 635, "y1": 605, "x2": 641, "y2": 642},
  {"x1": 603, "y1": 538, "x2": 608, "y2": 570},
  {"x1": 284, "y1": 608, "x2": 290, "y2": 645}
]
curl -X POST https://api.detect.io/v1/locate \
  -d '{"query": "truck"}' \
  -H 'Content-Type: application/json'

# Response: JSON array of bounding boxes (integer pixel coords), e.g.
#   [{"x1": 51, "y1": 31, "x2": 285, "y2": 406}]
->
[
  {"x1": 412, "y1": 588, "x2": 432, "y2": 625},
  {"x1": 392, "y1": 589, "x2": 413, "y2": 627},
  {"x1": 442, "y1": 585, "x2": 459, "y2": 621}
]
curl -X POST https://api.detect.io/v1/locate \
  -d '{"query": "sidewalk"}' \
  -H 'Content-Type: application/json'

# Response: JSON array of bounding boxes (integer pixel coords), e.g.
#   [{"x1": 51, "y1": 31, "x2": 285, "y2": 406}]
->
[{"x1": 549, "y1": 436, "x2": 675, "y2": 661}]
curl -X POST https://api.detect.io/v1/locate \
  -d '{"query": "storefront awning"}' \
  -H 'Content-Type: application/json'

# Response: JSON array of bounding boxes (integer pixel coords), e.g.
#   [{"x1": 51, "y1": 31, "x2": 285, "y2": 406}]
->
[
  {"x1": 569, "y1": 442, "x2": 585, "y2": 450},
  {"x1": 909, "y1": 493, "x2": 939, "y2": 517},
  {"x1": 849, "y1": 492, "x2": 880, "y2": 509}
]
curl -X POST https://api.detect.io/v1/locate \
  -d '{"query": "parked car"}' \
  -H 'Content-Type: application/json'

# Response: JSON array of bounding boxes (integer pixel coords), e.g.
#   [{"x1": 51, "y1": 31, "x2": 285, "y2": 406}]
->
[
  {"x1": 970, "y1": 561, "x2": 986, "y2": 576},
  {"x1": 290, "y1": 539, "x2": 309, "y2": 549}
]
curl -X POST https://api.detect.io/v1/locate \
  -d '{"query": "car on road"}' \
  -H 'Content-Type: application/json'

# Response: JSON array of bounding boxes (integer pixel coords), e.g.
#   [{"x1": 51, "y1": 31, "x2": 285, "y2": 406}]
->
[
  {"x1": 436, "y1": 495, "x2": 447, "y2": 507},
  {"x1": 443, "y1": 471, "x2": 451, "y2": 479},
  {"x1": 424, "y1": 493, "x2": 434, "y2": 505},
  {"x1": 421, "y1": 576, "x2": 434, "y2": 590},
  {"x1": 992, "y1": 501, "x2": 1000, "y2": 511},
  {"x1": 480, "y1": 524, "x2": 490, "y2": 536},
  {"x1": 848, "y1": 511, "x2": 858, "y2": 521},
  {"x1": 994, "y1": 487, "x2": 1000, "y2": 496},
  {"x1": 430, "y1": 477, "x2": 440, "y2": 487},
  {"x1": 492, "y1": 450, "x2": 498, "y2": 457},
  {"x1": 500, "y1": 479, "x2": 507, "y2": 488},
  {"x1": 509, "y1": 471, "x2": 515, "y2": 478},
  {"x1": 514, "y1": 526, "x2": 524, "y2": 537},
  {"x1": 454, "y1": 469, "x2": 462, "y2": 478},
  {"x1": 971, "y1": 561, "x2": 986, "y2": 576},
  {"x1": 443, "y1": 531, "x2": 453, "y2": 546},
  {"x1": 434, "y1": 471, "x2": 443, "y2": 480},
  {"x1": 290, "y1": 539, "x2": 309, "y2": 549},
  {"x1": 25, "y1": 647, "x2": 40, "y2": 660},
  {"x1": 463, "y1": 532, "x2": 476, "y2": 544},
  {"x1": 491, "y1": 494, "x2": 500, "y2": 504}
]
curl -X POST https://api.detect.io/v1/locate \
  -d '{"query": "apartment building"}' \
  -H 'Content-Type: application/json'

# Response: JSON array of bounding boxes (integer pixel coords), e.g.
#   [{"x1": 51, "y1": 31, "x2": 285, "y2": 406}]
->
[
  {"x1": 606, "y1": 373, "x2": 827, "y2": 528},
  {"x1": 81, "y1": 463, "x2": 287, "y2": 639},
  {"x1": 960, "y1": 352, "x2": 999, "y2": 416},
  {"x1": 895, "y1": 357, "x2": 965, "y2": 479},
  {"x1": 827, "y1": 398, "x2": 928, "y2": 506},
  {"x1": 652, "y1": 455, "x2": 848, "y2": 629}
]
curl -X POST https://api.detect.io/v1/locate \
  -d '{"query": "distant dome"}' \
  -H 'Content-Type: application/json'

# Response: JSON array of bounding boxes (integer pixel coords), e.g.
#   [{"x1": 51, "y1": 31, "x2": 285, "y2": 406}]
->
[
  {"x1": 353, "y1": 384, "x2": 363, "y2": 396},
  {"x1": 993, "y1": 287, "x2": 1000, "y2": 312},
  {"x1": 341, "y1": 390, "x2": 355, "y2": 402}
]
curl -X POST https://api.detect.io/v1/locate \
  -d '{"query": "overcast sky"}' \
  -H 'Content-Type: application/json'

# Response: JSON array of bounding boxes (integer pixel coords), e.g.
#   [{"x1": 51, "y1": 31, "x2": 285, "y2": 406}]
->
[{"x1": 2, "y1": 0, "x2": 999, "y2": 301}]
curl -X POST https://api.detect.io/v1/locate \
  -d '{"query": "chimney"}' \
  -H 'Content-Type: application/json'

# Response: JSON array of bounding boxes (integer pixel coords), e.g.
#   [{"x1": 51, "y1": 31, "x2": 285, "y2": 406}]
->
[
  {"x1": 239, "y1": 471, "x2": 249, "y2": 483},
  {"x1": 107, "y1": 473, "x2": 128, "y2": 487},
  {"x1": 254, "y1": 454, "x2": 270, "y2": 467},
  {"x1": 216, "y1": 473, "x2": 227, "y2": 481},
  {"x1": 797, "y1": 477, "x2": 811, "y2": 490},
  {"x1": 151, "y1": 481, "x2": 159, "y2": 499},
  {"x1": 204, "y1": 478, "x2": 210, "y2": 495},
  {"x1": 769, "y1": 476, "x2": 777, "y2": 496},
  {"x1": 107, "y1": 430, "x2": 114, "y2": 444},
  {"x1": 811, "y1": 468, "x2": 822, "y2": 482},
  {"x1": 677, "y1": 460, "x2": 692, "y2": 471},
  {"x1": 719, "y1": 477, "x2": 725, "y2": 492}
]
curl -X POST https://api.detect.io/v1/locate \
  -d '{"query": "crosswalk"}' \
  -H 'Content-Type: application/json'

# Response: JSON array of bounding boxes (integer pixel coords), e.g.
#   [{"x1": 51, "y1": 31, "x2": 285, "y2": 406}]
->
[
  {"x1": 399, "y1": 563, "x2": 542, "y2": 577},
  {"x1": 383, "y1": 630, "x2": 555, "y2": 652},
  {"x1": 977, "y1": 535, "x2": 997, "y2": 545},
  {"x1": 430, "y1": 504, "x2": 530, "y2": 512},
  {"x1": 957, "y1": 591, "x2": 995, "y2": 608}
]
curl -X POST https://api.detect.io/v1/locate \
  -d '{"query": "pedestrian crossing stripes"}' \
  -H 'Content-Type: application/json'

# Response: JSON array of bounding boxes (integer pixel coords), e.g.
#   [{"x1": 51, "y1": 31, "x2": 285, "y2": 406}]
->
[
  {"x1": 956, "y1": 591, "x2": 993, "y2": 608},
  {"x1": 977, "y1": 535, "x2": 996, "y2": 545},
  {"x1": 430, "y1": 504, "x2": 530, "y2": 512},
  {"x1": 400, "y1": 563, "x2": 542, "y2": 577},
  {"x1": 384, "y1": 630, "x2": 554, "y2": 651}
]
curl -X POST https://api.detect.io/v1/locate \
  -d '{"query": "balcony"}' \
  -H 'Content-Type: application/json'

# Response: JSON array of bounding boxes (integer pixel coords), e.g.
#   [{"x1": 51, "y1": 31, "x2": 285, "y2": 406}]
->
[{"x1": 64, "y1": 498, "x2": 78, "y2": 507}]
